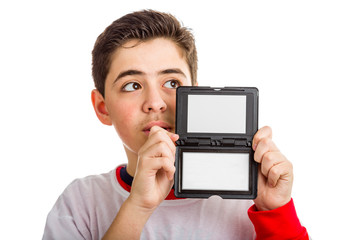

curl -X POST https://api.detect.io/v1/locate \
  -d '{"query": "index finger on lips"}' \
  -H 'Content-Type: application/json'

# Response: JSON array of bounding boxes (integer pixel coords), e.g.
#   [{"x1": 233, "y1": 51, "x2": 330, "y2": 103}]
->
[
  {"x1": 149, "y1": 125, "x2": 179, "y2": 141},
  {"x1": 252, "y1": 126, "x2": 272, "y2": 151},
  {"x1": 142, "y1": 126, "x2": 177, "y2": 155}
]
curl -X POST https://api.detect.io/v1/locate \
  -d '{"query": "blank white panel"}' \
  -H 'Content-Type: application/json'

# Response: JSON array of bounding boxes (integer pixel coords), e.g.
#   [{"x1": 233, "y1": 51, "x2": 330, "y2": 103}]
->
[
  {"x1": 187, "y1": 95, "x2": 247, "y2": 133},
  {"x1": 182, "y1": 152, "x2": 249, "y2": 191}
]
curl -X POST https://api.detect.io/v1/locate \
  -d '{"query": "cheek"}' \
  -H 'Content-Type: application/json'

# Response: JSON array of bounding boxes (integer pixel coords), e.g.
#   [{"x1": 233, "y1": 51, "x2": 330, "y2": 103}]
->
[
  {"x1": 167, "y1": 95, "x2": 176, "y2": 115},
  {"x1": 111, "y1": 102, "x2": 138, "y2": 139},
  {"x1": 119, "y1": 105, "x2": 136, "y2": 122}
]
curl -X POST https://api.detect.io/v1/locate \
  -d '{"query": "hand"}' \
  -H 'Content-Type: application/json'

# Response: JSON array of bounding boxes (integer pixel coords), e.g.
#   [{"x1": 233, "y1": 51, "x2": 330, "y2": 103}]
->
[
  {"x1": 103, "y1": 126, "x2": 179, "y2": 239},
  {"x1": 127, "y1": 126, "x2": 179, "y2": 213},
  {"x1": 252, "y1": 126, "x2": 293, "y2": 211}
]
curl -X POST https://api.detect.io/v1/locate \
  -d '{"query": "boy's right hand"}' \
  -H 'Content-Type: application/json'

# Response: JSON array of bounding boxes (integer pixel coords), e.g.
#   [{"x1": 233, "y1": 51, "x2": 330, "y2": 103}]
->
[
  {"x1": 102, "y1": 126, "x2": 179, "y2": 239},
  {"x1": 127, "y1": 125, "x2": 179, "y2": 213}
]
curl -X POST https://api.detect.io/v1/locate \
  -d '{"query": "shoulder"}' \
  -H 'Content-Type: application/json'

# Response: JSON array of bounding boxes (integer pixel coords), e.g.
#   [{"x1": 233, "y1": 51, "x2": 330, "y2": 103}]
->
[
  {"x1": 63, "y1": 170, "x2": 115, "y2": 194},
  {"x1": 43, "y1": 167, "x2": 126, "y2": 239},
  {"x1": 66, "y1": 170, "x2": 115, "y2": 193},
  {"x1": 49, "y1": 168, "x2": 119, "y2": 213}
]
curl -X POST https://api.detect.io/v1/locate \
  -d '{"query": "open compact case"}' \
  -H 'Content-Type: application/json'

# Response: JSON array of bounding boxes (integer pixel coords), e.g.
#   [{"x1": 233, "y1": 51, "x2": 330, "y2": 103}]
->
[{"x1": 174, "y1": 86, "x2": 259, "y2": 199}]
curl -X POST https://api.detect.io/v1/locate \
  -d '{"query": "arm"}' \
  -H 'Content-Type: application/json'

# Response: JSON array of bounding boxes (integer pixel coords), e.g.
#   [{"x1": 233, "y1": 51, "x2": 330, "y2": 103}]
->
[
  {"x1": 101, "y1": 199, "x2": 153, "y2": 239},
  {"x1": 102, "y1": 126, "x2": 178, "y2": 240},
  {"x1": 248, "y1": 199, "x2": 309, "y2": 240},
  {"x1": 250, "y1": 126, "x2": 309, "y2": 240}
]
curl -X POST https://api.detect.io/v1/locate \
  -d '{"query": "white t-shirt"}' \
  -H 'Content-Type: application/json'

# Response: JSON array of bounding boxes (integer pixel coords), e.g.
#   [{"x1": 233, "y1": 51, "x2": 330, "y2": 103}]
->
[{"x1": 43, "y1": 166, "x2": 256, "y2": 240}]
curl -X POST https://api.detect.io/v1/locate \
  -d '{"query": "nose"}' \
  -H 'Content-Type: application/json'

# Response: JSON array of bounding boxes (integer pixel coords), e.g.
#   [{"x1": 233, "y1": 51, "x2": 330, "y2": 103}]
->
[{"x1": 142, "y1": 87, "x2": 167, "y2": 113}]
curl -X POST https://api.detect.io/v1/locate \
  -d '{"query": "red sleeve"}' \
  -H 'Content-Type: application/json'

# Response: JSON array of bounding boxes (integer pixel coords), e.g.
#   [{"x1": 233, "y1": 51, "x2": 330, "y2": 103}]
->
[{"x1": 248, "y1": 199, "x2": 309, "y2": 240}]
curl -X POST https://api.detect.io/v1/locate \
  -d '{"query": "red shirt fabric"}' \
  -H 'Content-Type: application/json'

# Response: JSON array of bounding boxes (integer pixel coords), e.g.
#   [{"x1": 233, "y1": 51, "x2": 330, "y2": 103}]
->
[{"x1": 248, "y1": 199, "x2": 309, "y2": 240}]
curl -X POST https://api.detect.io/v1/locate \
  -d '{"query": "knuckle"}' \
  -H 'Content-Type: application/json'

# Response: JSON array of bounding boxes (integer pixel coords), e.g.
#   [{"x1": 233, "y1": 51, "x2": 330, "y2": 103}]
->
[
  {"x1": 162, "y1": 157, "x2": 173, "y2": 169},
  {"x1": 157, "y1": 131, "x2": 171, "y2": 143},
  {"x1": 261, "y1": 163, "x2": 268, "y2": 176},
  {"x1": 270, "y1": 165, "x2": 280, "y2": 177},
  {"x1": 158, "y1": 141, "x2": 168, "y2": 149},
  {"x1": 262, "y1": 151, "x2": 273, "y2": 162},
  {"x1": 170, "y1": 144, "x2": 176, "y2": 153},
  {"x1": 254, "y1": 126, "x2": 273, "y2": 145},
  {"x1": 253, "y1": 153, "x2": 260, "y2": 163},
  {"x1": 267, "y1": 167, "x2": 281, "y2": 183},
  {"x1": 286, "y1": 160, "x2": 293, "y2": 172},
  {"x1": 261, "y1": 137, "x2": 273, "y2": 147},
  {"x1": 263, "y1": 125, "x2": 272, "y2": 133}
]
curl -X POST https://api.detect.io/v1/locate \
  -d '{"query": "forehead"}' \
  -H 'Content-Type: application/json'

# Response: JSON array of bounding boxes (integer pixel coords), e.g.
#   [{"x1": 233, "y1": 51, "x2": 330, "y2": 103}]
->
[{"x1": 107, "y1": 38, "x2": 190, "y2": 79}]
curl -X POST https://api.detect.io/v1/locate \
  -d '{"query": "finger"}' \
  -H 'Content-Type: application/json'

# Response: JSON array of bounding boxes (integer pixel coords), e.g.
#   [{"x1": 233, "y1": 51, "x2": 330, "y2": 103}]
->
[
  {"x1": 140, "y1": 141, "x2": 174, "y2": 162},
  {"x1": 138, "y1": 155, "x2": 176, "y2": 181},
  {"x1": 267, "y1": 160, "x2": 293, "y2": 187},
  {"x1": 154, "y1": 166, "x2": 176, "y2": 182},
  {"x1": 149, "y1": 126, "x2": 178, "y2": 153},
  {"x1": 254, "y1": 137, "x2": 279, "y2": 163},
  {"x1": 140, "y1": 127, "x2": 176, "y2": 155},
  {"x1": 260, "y1": 151, "x2": 284, "y2": 178},
  {"x1": 139, "y1": 147, "x2": 176, "y2": 181},
  {"x1": 148, "y1": 125, "x2": 179, "y2": 140},
  {"x1": 252, "y1": 126, "x2": 272, "y2": 151},
  {"x1": 169, "y1": 132, "x2": 179, "y2": 143},
  {"x1": 154, "y1": 156, "x2": 176, "y2": 181}
]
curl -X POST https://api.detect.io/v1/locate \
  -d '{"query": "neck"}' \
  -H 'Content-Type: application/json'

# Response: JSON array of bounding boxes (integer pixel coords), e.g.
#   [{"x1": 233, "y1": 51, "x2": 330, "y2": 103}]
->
[{"x1": 124, "y1": 146, "x2": 137, "y2": 177}]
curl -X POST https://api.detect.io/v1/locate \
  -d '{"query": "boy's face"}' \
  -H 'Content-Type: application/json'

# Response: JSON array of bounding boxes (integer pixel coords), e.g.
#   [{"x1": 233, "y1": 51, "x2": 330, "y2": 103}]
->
[{"x1": 93, "y1": 38, "x2": 192, "y2": 155}]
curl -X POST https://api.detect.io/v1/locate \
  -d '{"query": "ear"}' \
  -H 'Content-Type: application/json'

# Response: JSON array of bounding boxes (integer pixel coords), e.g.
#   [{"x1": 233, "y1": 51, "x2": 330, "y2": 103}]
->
[{"x1": 91, "y1": 89, "x2": 112, "y2": 126}]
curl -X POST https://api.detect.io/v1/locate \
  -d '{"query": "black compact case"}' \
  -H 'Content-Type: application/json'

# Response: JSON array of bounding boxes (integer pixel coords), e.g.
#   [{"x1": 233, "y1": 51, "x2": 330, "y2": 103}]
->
[{"x1": 174, "y1": 86, "x2": 259, "y2": 199}]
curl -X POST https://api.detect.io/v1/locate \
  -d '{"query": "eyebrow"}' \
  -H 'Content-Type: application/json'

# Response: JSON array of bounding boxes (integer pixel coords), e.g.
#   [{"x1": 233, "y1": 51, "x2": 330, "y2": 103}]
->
[
  {"x1": 159, "y1": 68, "x2": 186, "y2": 77},
  {"x1": 113, "y1": 70, "x2": 144, "y2": 85},
  {"x1": 113, "y1": 68, "x2": 186, "y2": 85}
]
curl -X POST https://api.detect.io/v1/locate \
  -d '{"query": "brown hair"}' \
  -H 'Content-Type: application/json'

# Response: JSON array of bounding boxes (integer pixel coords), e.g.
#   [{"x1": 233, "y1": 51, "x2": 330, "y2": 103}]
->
[{"x1": 92, "y1": 9, "x2": 198, "y2": 97}]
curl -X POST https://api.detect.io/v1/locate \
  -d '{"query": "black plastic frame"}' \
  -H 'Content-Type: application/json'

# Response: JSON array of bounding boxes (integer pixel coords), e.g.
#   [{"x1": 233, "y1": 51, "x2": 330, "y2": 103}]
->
[{"x1": 174, "y1": 86, "x2": 259, "y2": 199}]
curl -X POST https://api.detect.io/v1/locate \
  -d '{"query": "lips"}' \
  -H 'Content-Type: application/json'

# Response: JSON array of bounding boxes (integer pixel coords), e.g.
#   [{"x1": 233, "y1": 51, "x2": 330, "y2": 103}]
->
[{"x1": 143, "y1": 121, "x2": 172, "y2": 135}]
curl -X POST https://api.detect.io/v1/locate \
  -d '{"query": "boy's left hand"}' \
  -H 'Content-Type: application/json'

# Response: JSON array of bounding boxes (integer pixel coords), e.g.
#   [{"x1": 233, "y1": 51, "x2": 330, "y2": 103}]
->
[{"x1": 252, "y1": 126, "x2": 293, "y2": 211}]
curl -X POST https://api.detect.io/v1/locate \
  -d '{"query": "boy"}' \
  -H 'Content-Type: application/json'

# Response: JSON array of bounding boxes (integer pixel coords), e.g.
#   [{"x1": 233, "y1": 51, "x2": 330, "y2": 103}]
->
[{"x1": 43, "y1": 10, "x2": 309, "y2": 239}]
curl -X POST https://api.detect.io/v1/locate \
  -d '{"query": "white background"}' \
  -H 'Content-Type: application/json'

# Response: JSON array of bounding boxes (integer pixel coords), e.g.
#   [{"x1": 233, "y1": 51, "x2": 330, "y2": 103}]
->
[{"x1": 0, "y1": 0, "x2": 359, "y2": 239}]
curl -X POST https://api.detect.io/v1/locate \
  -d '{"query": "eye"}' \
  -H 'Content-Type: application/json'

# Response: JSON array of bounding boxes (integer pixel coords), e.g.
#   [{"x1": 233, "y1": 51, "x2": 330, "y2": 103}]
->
[
  {"x1": 163, "y1": 80, "x2": 180, "y2": 89},
  {"x1": 122, "y1": 82, "x2": 142, "y2": 92}
]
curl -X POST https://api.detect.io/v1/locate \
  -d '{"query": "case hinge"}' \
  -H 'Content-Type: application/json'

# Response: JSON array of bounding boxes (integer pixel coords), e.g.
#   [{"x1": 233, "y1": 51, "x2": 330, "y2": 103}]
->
[
  {"x1": 176, "y1": 138, "x2": 251, "y2": 147},
  {"x1": 177, "y1": 137, "x2": 211, "y2": 146},
  {"x1": 223, "y1": 138, "x2": 251, "y2": 147}
]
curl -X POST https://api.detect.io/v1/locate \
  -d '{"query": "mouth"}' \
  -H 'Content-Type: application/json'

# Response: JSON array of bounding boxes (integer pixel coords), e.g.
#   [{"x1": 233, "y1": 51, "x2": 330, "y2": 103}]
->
[{"x1": 142, "y1": 121, "x2": 172, "y2": 136}]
